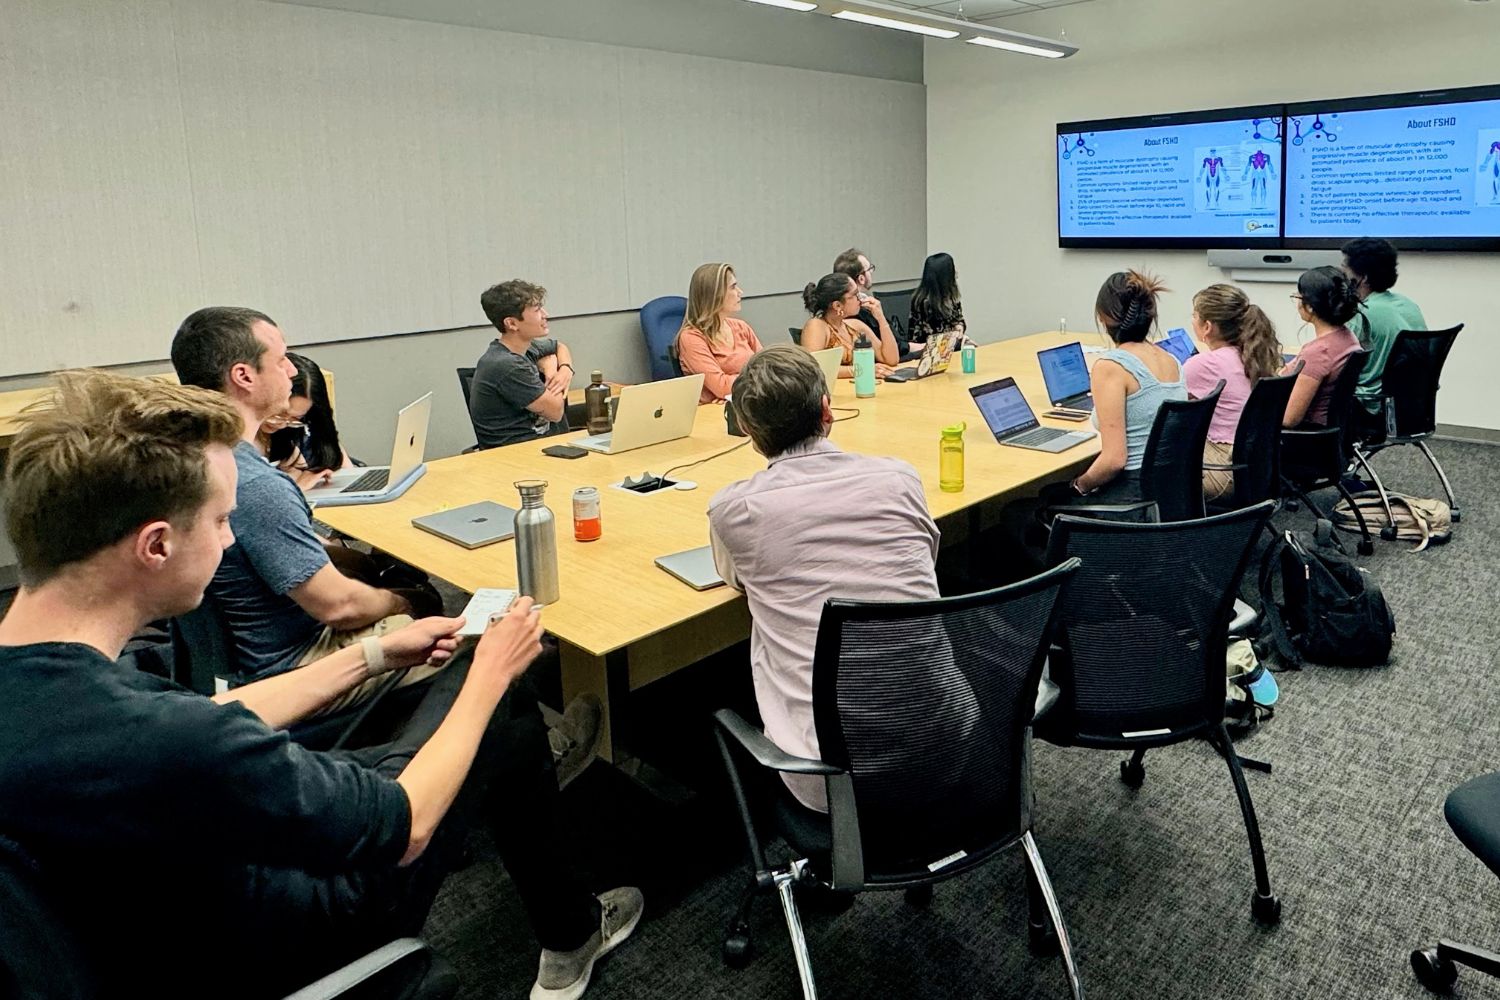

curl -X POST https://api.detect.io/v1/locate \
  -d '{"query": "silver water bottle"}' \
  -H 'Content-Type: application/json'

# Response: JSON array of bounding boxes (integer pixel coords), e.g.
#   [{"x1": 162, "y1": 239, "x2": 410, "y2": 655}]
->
[{"x1": 513, "y1": 479, "x2": 560, "y2": 604}]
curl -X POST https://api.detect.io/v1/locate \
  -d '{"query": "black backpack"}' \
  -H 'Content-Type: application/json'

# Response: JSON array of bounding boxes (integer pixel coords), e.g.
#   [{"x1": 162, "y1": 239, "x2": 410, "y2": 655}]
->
[{"x1": 1256, "y1": 519, "x2": 1396, "y2": 669}]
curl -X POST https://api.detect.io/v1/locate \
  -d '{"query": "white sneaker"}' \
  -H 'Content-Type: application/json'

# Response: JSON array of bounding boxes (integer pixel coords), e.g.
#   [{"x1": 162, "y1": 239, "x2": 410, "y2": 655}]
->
[{"x1": 529, "y1": 887, "x2": 644, "y2": 1000}]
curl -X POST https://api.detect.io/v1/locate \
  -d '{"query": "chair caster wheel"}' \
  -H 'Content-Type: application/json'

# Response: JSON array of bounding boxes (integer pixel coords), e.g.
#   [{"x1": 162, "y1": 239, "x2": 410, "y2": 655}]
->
[
  {"x1": 1411, "y1": 947, "x2": 1457, "y2": 993},
  {"x1": 1028, "y1": 920, "x2": 1060, "y2": 957},
  {"x1": 1251, "y1": 891, "x2": 1282, "y2": 926},
  {"x1": 722, "y1": 927, "x2": 755, "y2": 969},
  {"x1": 1358, "y1": 540, "x2": 1374, "y2": 556},
  {"x1": 1451, "y1": 509, "x2": 1461, "y2": 523},
  {"x1": 1120, "y1": 759, "x2": 1145, "y2": 789},
  {"x1": 1380, "y1": 525, "x2": 1398, "y2": 541},
  {"x1": 904, "y1": 884, "x2": 934, "y2": 909}
]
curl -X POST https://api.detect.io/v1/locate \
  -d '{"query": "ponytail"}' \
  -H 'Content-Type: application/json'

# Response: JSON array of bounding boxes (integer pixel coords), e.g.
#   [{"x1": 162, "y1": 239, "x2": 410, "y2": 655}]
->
[
  {"x1": 1192, "y1": 283, "x2": 1280, "y2": 381},
  {"x1": 1297, "y1": 266, "x2": 1362, "y2": 327}
]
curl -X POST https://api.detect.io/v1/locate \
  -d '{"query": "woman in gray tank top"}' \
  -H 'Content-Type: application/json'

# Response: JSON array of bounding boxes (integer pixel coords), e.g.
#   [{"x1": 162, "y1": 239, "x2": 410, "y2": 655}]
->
[{"x1": 1068, "y1": 270, "x2": 1186, "y2": 503}]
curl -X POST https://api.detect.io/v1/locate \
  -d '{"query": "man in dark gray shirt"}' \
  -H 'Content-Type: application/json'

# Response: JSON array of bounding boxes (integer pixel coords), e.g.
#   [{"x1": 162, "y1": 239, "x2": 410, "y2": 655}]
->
[{"x1": 471, "y1": 279, "x2": 577, "y2": 448}]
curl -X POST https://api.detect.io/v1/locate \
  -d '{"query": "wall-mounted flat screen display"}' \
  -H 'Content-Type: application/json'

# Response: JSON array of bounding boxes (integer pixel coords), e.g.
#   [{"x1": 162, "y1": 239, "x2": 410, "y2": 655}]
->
[
  {"x1": 1283, "y1": 84, "x2": 1500, "y2": 249},
  {"x1": 1057, "y1": 105, "x2": 1285, "y2": 248}
]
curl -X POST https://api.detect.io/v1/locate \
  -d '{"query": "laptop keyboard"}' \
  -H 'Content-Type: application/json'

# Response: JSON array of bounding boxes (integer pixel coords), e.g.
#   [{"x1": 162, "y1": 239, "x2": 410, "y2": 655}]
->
[
  {"x1": 341, "y1": 469, "x2": 391, "y2": 494},
  {"x1": 1008, "y1": 426, "x2": 1073, "y2": 447}
]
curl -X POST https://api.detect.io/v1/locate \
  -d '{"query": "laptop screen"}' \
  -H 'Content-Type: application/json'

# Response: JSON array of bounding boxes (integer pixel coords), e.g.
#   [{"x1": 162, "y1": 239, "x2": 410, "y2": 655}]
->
[
  {"x1": 1158, "y1": 328, "x2": 1198, "y2": 364},
  {"x1": 970, "y1": 378, "x2": 1040, "y2": 438},
  {"x1": 1037, "y1": 343, "x2": 1090, "y2": 403}
]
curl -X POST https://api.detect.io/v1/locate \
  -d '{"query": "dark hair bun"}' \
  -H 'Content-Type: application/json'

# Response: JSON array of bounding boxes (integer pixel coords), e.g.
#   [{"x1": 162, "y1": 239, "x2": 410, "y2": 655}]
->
[
  {"x1": 802, "y1": 282, "x2": 819, "y2": 313},
  {"x1": 1298, "y1": 266, "x2": 1361, "y2": 326}
]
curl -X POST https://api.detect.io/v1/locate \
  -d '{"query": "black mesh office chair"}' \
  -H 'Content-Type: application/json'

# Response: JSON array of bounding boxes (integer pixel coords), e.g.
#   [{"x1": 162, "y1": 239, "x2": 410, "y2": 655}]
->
[
  {"x1": 456, "y1": 367, "x2": 475, "y2": 410},
  {"x1": 1139, "y1": 381, "x2": 1223, "y2": 521},
  {"x1": 1206, "y1": 365, "x2": 1301, "y2": 513},
  {"x1": 1413, "y1": 771, "x2": 1500, "y2": 993},
  {"x1": 1038, "y1": 502, "x2": 1282, "y2": 925},
  {"x1": 1351, "y1": 325, "x2": 1463, "y2": 533},
  {"x1": 0, "y1": 833, "x2": 458, "y2": 1000},
  {"x1": 788, "y1": 326, "x2": 803, "y2": 345},
  {"x1": 1281, "y1": 350, "x2": 1373, "y2": 554},
  {"x1": 713, "y1": 560, "x2": 1084, "y2": 1000}
]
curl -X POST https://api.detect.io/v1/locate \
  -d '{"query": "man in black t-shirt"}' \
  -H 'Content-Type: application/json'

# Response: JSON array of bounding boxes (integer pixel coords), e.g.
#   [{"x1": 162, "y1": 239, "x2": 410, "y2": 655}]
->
[
  {"x1": 471, "y1": 279, "x2": 577, "y2": 449},
  {"x1": 0, "y1": 372, "x2": 642, "y2": 999}
]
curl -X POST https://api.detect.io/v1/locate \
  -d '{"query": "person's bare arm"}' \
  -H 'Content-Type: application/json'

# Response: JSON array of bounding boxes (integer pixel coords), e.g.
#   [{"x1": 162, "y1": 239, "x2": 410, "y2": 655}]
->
[
  {"x1": 1282, "y1": 371, "x2": 1321, "y2": 427},
  {"x1": 539, "y1": 341, "x2": 574, "y2": 395},
  {"x1": 213, "y1": 617, "x2": 464, "y2": 730},
  {"x1": 290, "y1": 563, "x2": 411, "y2": 631},
  {"x1": 394, "y1": 599, "x2": 544, "y2": 865},
  {"x1": 1074, "y1": 362, "x2": 1130, "y2": 493}
]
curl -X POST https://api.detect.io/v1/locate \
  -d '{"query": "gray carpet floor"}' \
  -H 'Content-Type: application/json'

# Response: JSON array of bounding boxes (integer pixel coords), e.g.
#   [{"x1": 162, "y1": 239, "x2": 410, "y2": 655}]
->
[{"x1": 422, "y1": 437, "x2": 1500, "y2": 1000}]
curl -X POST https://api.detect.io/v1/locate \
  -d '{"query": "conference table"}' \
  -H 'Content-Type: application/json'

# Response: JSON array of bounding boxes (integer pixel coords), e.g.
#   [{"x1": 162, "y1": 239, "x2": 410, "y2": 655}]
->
[{"x1": 316, "y1": 331, "x2": 1102, "y2": 762}]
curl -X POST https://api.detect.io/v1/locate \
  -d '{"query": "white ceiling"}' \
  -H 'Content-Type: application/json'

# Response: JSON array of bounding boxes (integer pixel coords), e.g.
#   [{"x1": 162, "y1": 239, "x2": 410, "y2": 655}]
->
[{"x1": 884, "y1": 0, "x2": 1104, "y2": 21}]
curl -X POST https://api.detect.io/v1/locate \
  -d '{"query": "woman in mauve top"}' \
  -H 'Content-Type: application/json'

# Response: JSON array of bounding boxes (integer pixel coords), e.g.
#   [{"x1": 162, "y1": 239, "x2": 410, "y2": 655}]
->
[
  {"x1": 675, "y1": 262, "x2": 764, "y2": 404},
  {"x1": 1279, "y1": 266, "x2": 1364, "y2": 428},
  {"x1": 1183, "y1": 284, "x2": 1282, "y2": 500}
]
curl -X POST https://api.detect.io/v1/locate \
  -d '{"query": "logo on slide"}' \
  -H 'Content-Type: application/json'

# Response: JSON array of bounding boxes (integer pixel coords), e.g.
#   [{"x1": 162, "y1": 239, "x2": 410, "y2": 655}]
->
[{"x1": 1244, "y1": 220, "x2": 1277, "y2": 233}]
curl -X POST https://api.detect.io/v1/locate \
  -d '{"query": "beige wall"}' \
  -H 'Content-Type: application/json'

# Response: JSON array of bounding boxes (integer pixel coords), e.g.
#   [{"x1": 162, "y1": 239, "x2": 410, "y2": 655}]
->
[{"x1": 924, "y1": 0, "x2": 1500, "y2": 431}]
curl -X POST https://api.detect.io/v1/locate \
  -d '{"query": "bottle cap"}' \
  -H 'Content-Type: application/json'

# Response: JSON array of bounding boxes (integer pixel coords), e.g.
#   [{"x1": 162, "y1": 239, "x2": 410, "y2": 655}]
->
[
  {"x1": 855, "y1": 334, "x2": 871, "y2": 349},
  {"x1": 591, "y1": 370, "x2": 604, "y2": 382},
  {"x1": 942, "y1": 421, "x2": 966, "y2": 436}
]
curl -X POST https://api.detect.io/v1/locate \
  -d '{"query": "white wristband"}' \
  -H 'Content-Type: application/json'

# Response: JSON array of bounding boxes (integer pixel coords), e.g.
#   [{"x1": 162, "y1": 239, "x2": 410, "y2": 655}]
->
[{"x1": 360, "y1": 635, "x2": 386, "y2": 674}]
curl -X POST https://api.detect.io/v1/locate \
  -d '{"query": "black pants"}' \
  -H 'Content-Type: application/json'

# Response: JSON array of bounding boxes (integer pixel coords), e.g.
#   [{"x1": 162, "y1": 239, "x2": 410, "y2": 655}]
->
[{"x1": 230, "y1": 650, "x2": 600, "y2": 996}]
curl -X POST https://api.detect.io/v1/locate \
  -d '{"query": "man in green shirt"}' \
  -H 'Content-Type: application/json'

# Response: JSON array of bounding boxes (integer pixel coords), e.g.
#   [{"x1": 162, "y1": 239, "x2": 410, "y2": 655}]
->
[{"x1": 1342, "y1": 238, "x2": 1426, "y2": 433}]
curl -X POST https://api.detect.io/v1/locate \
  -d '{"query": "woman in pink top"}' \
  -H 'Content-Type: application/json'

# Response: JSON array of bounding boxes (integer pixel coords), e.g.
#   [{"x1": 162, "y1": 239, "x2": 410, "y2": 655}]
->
[
  {"x1": 675, "y1": 262, "x2": 764, "y2": 404},
  {"x1": 1280, "y1": 266, "x2": 1363, "y2": 428},
  {"x1": 1183, "y1": 284, "x2": 1281, "y2": 499}
]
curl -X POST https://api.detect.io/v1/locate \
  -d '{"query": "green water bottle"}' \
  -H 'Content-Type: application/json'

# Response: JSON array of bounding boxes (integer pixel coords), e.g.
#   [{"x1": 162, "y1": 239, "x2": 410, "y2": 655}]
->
[{"x1": 939, "y1": 421, "x2": 965, "y2": 493}]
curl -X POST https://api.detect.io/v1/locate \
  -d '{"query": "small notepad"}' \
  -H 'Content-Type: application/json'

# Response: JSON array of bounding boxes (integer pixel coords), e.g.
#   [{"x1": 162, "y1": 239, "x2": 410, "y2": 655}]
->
[{"x1": 457, "y1": 588, "x2": 519, "y2": 636}]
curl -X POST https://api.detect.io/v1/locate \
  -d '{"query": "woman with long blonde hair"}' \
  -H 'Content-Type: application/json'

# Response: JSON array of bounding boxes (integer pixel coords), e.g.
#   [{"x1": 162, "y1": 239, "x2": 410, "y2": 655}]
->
[
  {"x1": 675, "y1": 262, "x2": 763, "y2": 403},
  {"x1": 1184, "y1": 283, "x2": 1281, "y2": 499}
]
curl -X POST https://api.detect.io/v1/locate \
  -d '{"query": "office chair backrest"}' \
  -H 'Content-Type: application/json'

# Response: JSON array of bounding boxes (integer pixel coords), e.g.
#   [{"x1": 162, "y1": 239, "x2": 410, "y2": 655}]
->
[
  {"x1": 1047, "y1": 503, "x2": 1274, "y2": 742},
  {"x1": 639, "y1": 296, "x2": 687, "y2": 381},
  {"x1": 873, "y1": 286, "x2": 916, "y2": 343},
  {"x1": 810, "y1": 560, "x2": 1079, "y2": 885},
  {"x1": 0, "y1": 835, "x2": 96, "y2": 999},
  {"x1": 1228, "y1": 365, "x2": 1301, "y2": 508},
  {"x1": 456, "y1": 367, "x2": 475, "y2": 410},
  {"x1": 787, "y1": 325, "x2": 802, "y2": 346},
  {"x1": 169, "y1": 590, "x2": 236, "y2": 694},
  {"x1": 1140, "y1": 381, "x2": 1222, "y2": 522},
  {"x1": 1383, "y1": 325, "x2": 1462, "y2": 439}
]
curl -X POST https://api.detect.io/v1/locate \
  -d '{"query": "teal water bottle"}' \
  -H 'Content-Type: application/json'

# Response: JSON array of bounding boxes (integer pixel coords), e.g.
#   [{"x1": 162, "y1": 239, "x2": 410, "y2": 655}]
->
[{"x1": 853, "y1": 334, "x2": 876, "y2": 398}]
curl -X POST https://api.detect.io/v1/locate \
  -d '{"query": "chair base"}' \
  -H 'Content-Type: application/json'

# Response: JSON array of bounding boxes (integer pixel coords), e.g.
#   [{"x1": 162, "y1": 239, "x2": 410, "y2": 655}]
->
[{"x1": 1412, "y1": 940, "x2": 1500, "y2": 994}]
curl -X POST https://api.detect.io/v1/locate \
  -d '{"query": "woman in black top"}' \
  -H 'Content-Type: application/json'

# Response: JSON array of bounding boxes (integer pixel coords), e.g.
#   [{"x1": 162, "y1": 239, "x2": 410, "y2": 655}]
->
[{"x1": 907, "y1": 252, "x2": 966, "y2": 348}]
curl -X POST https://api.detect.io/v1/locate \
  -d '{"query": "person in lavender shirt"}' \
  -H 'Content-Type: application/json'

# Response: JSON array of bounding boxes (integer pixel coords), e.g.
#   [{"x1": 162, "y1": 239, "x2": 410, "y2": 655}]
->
[
  {"x1": 708, "y1": 345, "x2": 940, "y2": 812},
  {"x1": 1183, "y1": 284, "x2": 1283, "y2": 500}
]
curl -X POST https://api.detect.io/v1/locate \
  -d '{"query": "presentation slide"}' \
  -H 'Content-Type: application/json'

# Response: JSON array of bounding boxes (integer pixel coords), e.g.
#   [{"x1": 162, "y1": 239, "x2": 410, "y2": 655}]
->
[
  {"x1": 1058, "y1": 115, "x2": 1283, "y2": 242},
  {"x1": 1285, "y1": 97, "x2": 1500, "y2": 239}
]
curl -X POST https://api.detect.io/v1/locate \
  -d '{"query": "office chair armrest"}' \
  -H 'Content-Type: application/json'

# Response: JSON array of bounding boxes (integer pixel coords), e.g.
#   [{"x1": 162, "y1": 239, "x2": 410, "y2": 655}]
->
[
  {"x1": 1047, "y1": 500, "x2": 1160, "y2": 523},
  {"x1": 1279, "y1": 427, "x2": 1335, "y2": 441},
  {"x1": 1201, "y1": 461, "x2": 1247, "y2": 472},
  {"x1": 282, "y1": 938, "x2": 440, "y2": 1000},
  {"x1": 713, "y1": 709, "x2": 842, "y2": 775}
]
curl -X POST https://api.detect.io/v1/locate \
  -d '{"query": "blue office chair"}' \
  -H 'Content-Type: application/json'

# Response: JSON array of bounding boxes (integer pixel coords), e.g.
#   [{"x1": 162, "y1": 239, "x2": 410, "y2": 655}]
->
[{"x1": 639, "y1": 296, "x2": 687, "y2": 381}]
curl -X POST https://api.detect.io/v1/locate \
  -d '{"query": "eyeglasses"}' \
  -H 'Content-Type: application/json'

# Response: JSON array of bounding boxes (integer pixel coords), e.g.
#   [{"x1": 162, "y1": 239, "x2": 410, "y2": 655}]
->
[
  {"x1": 264, "y1": 414, "x2": 307, "y2": 430},
  {"x1": 862, "y1": 265, "x2": 877, "y2": 277},
  {"x1": 1289, "y1": 294, "x2": 1304, "y2": 302}
]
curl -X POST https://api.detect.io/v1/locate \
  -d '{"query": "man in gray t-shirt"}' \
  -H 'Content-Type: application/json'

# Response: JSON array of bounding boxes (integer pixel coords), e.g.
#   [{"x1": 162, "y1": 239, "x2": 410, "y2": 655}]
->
[{"x1": 471, "y1": 279, "x2": 576, "y2": 449}]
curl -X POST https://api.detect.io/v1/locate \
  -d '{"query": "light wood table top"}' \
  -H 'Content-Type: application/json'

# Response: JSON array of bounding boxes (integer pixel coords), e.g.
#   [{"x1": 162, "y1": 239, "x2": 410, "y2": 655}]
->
[{"x1": 316, "y1": 332, "x2": 1100, "y2": 658}]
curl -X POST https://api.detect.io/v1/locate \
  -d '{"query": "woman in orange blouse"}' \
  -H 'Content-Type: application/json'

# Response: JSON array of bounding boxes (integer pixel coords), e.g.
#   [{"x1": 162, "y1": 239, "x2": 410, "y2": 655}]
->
[{"x1": 675, "y1": 262, "x2": 764, "y2": 404}]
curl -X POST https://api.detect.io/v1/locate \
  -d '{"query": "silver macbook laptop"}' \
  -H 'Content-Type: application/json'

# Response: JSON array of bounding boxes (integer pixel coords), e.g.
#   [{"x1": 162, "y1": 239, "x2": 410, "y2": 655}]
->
[
  {"x1": 1037, "y1": 342, "x2": 1094, "y2": 412},
  {"x1": 305, "y1": 393, "x2": 431, "y2": 502},
  {"x1": 573, "y1": 374, "x2": 704, "y2": 455},
  {"x1": 411, "y1": 501, "x2": 516, "y2": 549},
  {"x1": 970, "y1": 377, "x2": 1096, "y2": 453},
  {"x1": 654, "y1": 545, "x2": 725, "y2": 591},
  {"x1": 810, "y1": 347, "x2": 842, "y2": 390}
]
